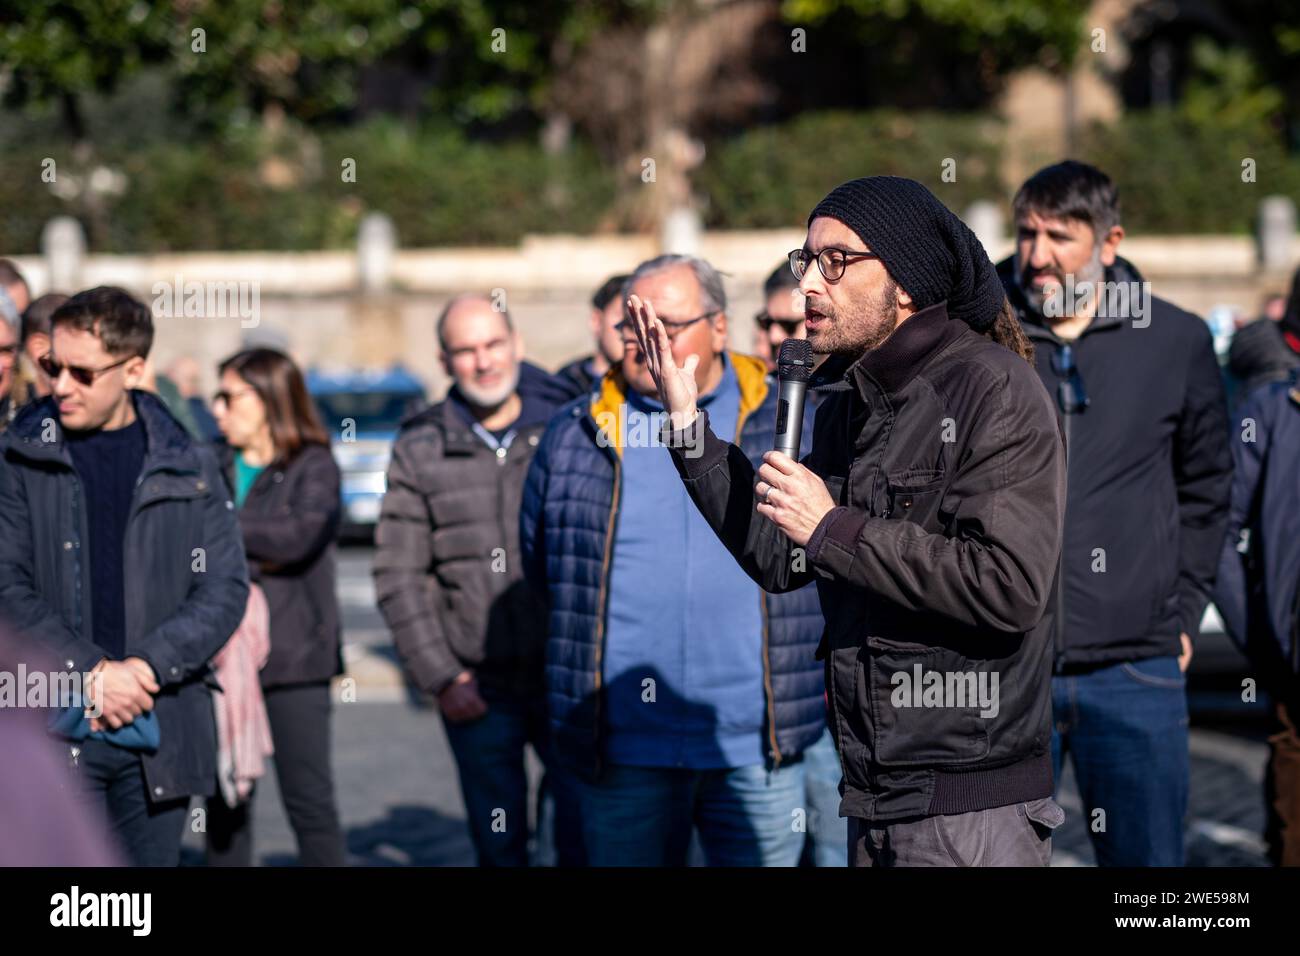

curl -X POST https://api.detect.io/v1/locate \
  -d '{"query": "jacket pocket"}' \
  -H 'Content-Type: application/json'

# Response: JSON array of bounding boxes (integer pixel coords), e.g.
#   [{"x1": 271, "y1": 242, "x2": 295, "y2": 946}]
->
[
  {"x1": 861, "y1": 636, "x2": 993, "y2": 768},
  {"x1": 1119, "y1": 655, "x2": 1186, "y2": 690},
  {"x1": 1144, "y1": 494, "x2": 1182, "y2": 633},
  {"x1": 884, "y1": 469, "x2": 947, "y2": 527}
]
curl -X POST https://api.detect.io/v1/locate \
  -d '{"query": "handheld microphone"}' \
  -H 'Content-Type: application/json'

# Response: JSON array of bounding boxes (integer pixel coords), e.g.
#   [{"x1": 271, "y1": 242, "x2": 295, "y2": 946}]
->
[{"x1": 773, "y1": 339, "x2": 814, "y2": 459}]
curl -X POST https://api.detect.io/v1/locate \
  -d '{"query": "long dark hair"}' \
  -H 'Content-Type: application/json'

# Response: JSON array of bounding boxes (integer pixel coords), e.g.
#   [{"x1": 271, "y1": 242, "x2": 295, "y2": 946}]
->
[
  {"x1": 985, "y1": 297, "x2": 1035, "y2": 364},
  {"x1": 218, "y1": 348, "x2": 328, "y2": 463}
]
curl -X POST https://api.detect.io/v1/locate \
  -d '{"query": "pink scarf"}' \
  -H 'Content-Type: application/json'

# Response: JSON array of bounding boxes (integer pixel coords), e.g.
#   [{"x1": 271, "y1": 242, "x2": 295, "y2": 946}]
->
[{"x1": 212, "y1": 583, "x2": 275, "y2": 807}]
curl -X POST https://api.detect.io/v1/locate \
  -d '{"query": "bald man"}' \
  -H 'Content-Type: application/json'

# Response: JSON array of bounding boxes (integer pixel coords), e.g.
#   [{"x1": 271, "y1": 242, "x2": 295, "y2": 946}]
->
[{"x1": 374, "y1": 293, "x2": 580, "y2": 866}]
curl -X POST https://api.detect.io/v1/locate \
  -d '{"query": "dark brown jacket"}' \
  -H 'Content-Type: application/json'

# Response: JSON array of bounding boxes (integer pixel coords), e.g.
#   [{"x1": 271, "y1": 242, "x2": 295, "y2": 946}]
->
[
  {"x1": 374, "y1": 397, "x2": 550, "y2": 696},
  {"x1": 223, "y1": 442, "x2": 343, "y2": 689},
  {"x1": 665, "y1": 302, "x2": 1067, "y2": 821}
]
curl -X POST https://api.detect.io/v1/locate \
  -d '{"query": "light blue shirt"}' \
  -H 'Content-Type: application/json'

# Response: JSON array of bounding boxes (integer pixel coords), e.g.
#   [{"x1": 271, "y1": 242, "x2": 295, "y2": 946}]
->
[{"x1": 602, "y1": 353, "x2": 767, "y2": 769}]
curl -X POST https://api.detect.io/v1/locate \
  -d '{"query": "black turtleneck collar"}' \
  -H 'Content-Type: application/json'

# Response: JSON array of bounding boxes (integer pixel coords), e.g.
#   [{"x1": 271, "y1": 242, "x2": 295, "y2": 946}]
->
[{"x1": 811, "y1": 301, "x2": 969, "y2": 399}]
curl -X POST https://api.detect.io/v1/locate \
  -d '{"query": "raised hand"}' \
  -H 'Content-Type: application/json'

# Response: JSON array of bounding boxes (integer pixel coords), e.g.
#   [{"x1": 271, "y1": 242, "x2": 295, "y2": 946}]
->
[{"x1": 626, "y1": 294, "x2": 700, "y2": 430}]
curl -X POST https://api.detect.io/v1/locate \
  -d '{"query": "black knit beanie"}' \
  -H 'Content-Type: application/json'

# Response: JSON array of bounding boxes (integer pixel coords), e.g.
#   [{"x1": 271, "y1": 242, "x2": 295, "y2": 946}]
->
[{"x1": 808, "y1": 176, "x2": 1004, "y2": 333}]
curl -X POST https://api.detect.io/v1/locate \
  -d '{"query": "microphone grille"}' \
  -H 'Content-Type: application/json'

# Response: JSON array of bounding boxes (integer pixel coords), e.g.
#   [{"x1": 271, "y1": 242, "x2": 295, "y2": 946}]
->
[{"x1": 777, "y1": 338, "x2": 814, "y2": 382}]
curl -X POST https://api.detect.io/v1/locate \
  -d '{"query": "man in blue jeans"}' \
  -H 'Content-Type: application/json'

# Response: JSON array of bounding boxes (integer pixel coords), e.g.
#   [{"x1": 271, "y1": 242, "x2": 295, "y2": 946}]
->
[
  {"x1": 375, "y1": 294, "x2": 581, "y2": 866},
  {"x1": 999, "y1": 162, "x2": 1233, "y2": 865},
  {"x1": 521, "y1": 255, "x2": 827, "y2": 866}
]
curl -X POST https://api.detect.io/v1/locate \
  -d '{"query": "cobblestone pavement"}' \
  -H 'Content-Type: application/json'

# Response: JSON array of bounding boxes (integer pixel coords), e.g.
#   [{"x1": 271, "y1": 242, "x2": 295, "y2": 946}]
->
[{"x1": 182, "y1": 546, "x2": 1276, "y2": 867}]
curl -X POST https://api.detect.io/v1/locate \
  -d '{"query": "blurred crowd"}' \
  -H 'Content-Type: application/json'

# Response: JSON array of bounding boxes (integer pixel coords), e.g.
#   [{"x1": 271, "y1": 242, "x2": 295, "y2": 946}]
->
[{"x1": 2, "y1": 158, "x2": 1300, "y2": 868}]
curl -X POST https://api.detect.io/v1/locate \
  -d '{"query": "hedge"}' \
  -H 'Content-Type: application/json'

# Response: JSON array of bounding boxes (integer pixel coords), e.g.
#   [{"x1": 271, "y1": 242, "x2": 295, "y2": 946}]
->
[
  {"x1": 697, "y1": 110, "x2": 1005, "y2": 228},
  {"x1": 2, "y1": 109, "x2": 1297, "y2": 253}
]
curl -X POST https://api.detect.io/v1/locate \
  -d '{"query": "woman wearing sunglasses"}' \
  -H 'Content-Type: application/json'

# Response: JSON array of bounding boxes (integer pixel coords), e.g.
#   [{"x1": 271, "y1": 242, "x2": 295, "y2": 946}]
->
[{"x1": 205, "y1": 347, "x2": 345, "y2": 867}]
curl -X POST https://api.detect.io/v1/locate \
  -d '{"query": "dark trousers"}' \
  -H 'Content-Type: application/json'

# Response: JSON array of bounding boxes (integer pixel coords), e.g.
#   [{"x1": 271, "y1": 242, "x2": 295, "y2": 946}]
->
[
  {"x1": 1265, "y1": 699, "x2": 1300, "y2": 866},
  {"x1": 848, "y1": 798, "x2": 1063, "y2": 866},
  {"x1": 206, "y1": 681, "x2": 344, "y2": 866},
  {"x1": 69, "y1": 737, "x2": 190, "y2": 867},
  {"x1": 442, "y1": 681, "x2": 584, "y2": 867}
]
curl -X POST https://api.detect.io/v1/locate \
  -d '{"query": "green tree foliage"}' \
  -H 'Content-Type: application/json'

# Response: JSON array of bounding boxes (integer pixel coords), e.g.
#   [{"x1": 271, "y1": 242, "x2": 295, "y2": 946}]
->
[
  {"x1": 1226, "y1": 0, "x2": 1300, "y2": 141},
  {"x1": 1178, "y1": 38, "x2": 1285, "y2": 132},
  {"x1": 780, "y1": 0, "x2": 1087, "y2": 108},
  {"x1": 786, "y1": 0, "x2": 1085, "y2": 59},
  {"x1": 0, "y1": 118, "x2": 616, "y2": 252},
  {"x1": 698, "y1": 110, "x2": 1002, "y2": 228},
  {"x1": 1081, "y1": 111, "x2": 1300, "y2": 234},
  {"x1": 0, "y1": 0, "x2": 652, "y2": 134},
  {"x1": 0, "y1": 1, "x2": 174, "y2": 137}
]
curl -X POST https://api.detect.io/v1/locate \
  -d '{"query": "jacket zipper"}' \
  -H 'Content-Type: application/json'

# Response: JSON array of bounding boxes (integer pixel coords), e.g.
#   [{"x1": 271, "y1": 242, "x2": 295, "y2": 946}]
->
[
  {"x1": 591, "y1": 456, "x2": 621, "y2": 779},
  {"x1": 820, "y1": 387, "x2": 856, "y2": 788},
  {"x1": 734, "y1": 397, "x2": 782, "y2": 768},
  {"x1": 1291, "y1": 583, "x2": 1300, "y2": 676},
  {"x1": 758, "y1": 590, "x2": 781, "y2": 767},
  {"x1": 69, "y1": 472, "x2": 85, "y2": 637},
  {"x1": 1054, "y1": 411, "x2": 1070, "y2": 673},
  {"x1": 1030, "y1": 320, "x2": 1074, "y2": 675},
  {"x1": 495, "y1": 441, "x2": 511, "y2": 683},
  {"x1": 495, "y1": 441, "x2": 509, "y2": 575},
  {"x1": 1049, "y1": 319, "x2": 1100, "y2": 673}
]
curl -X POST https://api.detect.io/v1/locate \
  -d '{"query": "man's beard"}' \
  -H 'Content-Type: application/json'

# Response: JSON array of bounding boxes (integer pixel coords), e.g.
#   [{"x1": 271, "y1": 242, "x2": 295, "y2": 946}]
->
[
  {"x1": 1018, "y1": 246, "x2": 1105, "y2": 317},
  {"x1": 806, "y1": 277, "x2": 898, "y2": 356},
  {"x1": 457, "y1": 365, "x2": 520, "y2": 409}
]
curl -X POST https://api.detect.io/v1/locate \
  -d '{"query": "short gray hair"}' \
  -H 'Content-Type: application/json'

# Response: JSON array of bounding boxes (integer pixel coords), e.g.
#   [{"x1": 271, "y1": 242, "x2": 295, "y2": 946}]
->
[{"x1": 623, "y1": 254, "x2": 727, "y2": 315}]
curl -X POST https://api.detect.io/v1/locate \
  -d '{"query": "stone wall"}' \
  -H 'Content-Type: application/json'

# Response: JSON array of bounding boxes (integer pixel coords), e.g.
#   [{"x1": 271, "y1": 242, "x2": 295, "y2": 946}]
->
[{"x1": 10, "y1": 228, "x2": 1296, "y2": 401}]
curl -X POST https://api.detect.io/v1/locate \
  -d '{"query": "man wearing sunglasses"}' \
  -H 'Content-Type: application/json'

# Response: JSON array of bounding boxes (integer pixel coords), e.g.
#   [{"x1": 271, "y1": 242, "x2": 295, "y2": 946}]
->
[
  {"x1": 633, "y1": 177, "x2": 1069, "y2": 866},
  {"x1": 521, "y1": 254, "x2": 827, "y2": 866},
  {"x1": 0, "y1": 286, "x2": 249, "y2": 866},
  {"x1": 752, "y1": 261, "x2": 808, "y2": 374},
  {"x1": 997, "y1": 161, "x2": 1233, "y2": 866}
]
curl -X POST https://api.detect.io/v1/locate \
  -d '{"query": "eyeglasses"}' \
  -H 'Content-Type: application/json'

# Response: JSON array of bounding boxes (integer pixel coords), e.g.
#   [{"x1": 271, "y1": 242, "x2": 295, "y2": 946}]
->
[
  {"x1": 788, "y1": 247, "x2": 879, "y2": 282},
  {"x1": 616, "y1": 311, "x2": 717, "y2": 342},
  {"x1": 212, "y1": 386, "x2": 256, "y2": 407},
  {"x1": 1051, "y1": 343, "x2": 1090, "y2": 413},
  {"x1": 38, "y1": 353, "x2": 133, "y2": 387},
  {"x1": 755, "y1": 312, "x2": 803, "y2": 334}
]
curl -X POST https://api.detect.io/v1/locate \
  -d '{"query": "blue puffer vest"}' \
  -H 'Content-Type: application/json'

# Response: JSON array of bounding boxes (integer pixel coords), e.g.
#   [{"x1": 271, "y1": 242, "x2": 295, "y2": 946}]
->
[{"x1": 520, "y1": 351, "x2": 827, "y2": 781}]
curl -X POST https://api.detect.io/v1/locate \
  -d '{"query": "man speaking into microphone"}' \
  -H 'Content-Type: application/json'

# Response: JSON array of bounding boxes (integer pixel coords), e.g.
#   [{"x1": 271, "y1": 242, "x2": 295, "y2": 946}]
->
[
  {"x1": 521, "y1": 254, "x2": 829, "y2": 866},
  {"x1": 629, "y1": 177, "x2": 1069, "y2": 866}
]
